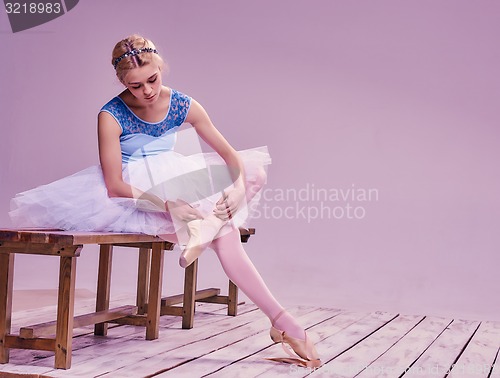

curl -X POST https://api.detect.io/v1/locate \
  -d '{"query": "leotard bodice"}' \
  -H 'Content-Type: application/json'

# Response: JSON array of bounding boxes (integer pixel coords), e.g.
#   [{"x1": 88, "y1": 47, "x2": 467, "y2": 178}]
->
[{"x1": 99, "y1": 89, "x2": 192, "y2": 163}]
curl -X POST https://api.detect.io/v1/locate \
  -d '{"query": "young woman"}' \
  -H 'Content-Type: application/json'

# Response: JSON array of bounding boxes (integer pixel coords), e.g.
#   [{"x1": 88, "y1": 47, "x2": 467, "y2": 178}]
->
[{"x1": 10, "y1": 34, "x2": 320, "y2": 368}]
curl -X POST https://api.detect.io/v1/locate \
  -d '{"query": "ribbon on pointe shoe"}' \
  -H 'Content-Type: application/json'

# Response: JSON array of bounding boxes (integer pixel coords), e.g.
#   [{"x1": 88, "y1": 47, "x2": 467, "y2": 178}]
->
[
  {"x1": 265, "y1": 356, "x2": 322, "y2": 368},
  {"x1": 266, "y1": 330, "x2": 322, "y2": 368}
]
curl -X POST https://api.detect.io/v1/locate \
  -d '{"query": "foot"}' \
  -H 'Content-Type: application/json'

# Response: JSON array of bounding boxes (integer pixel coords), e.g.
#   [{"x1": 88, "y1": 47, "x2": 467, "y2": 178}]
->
[
  {"x1": 179, "y1": 219, "x2": 203, "y2": 268},
  {"x1": 179, "y1": 215, "x2": 226, "y2": 268},
  {"x1": 272, "y1": 310, "x2": 306, "y2": 341},
  {"x1": 268, "y1": 309, "x2": 321, "y2": 368}
]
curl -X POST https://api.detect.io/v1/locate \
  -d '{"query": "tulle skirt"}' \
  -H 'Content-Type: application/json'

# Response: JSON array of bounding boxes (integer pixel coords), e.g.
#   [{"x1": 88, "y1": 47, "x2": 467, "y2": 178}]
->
[{"x1": 9, "y1": 146, "x2": 271, "y2": 236}]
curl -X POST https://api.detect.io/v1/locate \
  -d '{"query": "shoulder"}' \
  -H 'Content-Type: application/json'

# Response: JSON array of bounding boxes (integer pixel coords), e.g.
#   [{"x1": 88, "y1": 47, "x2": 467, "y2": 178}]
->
[
  {"x1": 98, "y1": 96, "x2": 124, "y2": 133},
  {"x1": 168, "y1": 88, "x2": 192, "y2": 126},
  {"x1": 170, "y1": 88, "x2": 192, "y2": 106},
  {"x1": 99, "y1": 96, "x2": 125, "y2": 114}
]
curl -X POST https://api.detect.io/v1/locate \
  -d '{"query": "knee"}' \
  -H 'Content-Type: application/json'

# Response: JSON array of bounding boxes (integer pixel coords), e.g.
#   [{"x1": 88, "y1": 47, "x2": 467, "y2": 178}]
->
[{"x1": 250, "y1": 167, "x2": 267, "y2": 189}]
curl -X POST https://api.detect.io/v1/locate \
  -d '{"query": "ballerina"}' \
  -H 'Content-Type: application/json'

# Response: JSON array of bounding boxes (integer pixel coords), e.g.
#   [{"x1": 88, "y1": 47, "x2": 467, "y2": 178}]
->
[{"x1": 10, "y1": 34, "x2": 321, "y2": 368}]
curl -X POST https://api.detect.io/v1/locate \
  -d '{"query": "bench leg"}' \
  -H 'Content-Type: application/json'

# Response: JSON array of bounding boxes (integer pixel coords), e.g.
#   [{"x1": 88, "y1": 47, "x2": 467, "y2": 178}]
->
[
  {"x1": 136, "y1": 248, "x2": 151, "y2": 315},
  {"x1": 182, "y1": 259, "x2": 198, "y2": 329},
  {"x1": 146, "y1": 243, "x2": 163, "y2": 340},
  {"x1": 228, "y1": 280, "x2": 238, "y2": 316},
  {"x1": 0, "y1": 253, "x2": 14, "y2": 364},
  {"x1": 55, "y1": 256, "x2": 77, "y2": 369},
  {"x1": 95, "y1": 244, "x2": 113, "y2": 336}
]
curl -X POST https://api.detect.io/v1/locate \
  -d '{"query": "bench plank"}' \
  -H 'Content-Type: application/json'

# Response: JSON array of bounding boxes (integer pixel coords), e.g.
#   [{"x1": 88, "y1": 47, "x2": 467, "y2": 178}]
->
[
  {"x1": 0, "y1": 229, "x2": 254, "y2": 246},
  {"x1": 0, "y1": 242, "x2": 81, "y2": 257}
]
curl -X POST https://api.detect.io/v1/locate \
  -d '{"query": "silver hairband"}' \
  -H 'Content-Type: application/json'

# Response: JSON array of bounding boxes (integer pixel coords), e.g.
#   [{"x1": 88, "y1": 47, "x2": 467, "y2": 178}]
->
[{"x1": 113, "y1": 48, "x2": 159, "y2": 69}]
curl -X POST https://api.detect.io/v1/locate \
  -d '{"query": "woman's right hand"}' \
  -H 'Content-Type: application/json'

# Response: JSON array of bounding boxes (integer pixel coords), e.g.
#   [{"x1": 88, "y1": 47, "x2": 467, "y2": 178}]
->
[{"x1": 166, "y1": 200, "x2": 203, "y2": 222}]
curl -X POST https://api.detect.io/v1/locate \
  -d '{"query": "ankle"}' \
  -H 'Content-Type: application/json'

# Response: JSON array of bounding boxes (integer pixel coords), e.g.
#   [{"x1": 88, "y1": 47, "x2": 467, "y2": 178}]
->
[{"x1": 272, "y1": 311, "x2": 305, "y2": 341}]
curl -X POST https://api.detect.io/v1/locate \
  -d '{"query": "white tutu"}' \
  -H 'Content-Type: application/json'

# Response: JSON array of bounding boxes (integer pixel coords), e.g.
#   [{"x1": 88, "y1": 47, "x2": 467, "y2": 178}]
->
[{"x1": 9, "y1": 146, "x2": 271, "y2": 236}]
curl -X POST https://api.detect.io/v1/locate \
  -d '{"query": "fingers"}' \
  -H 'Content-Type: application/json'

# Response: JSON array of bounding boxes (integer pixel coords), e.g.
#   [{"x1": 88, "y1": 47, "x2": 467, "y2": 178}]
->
[
  {"x1": 168, "y1": 202, "x2": 203, "y2": 222},
  {"x1": 169, "y1": 191, "x2": 241, "y2": 222},
  {"x1": 213, "y1": 209, "x2": 231, "y2": 221},
  {"x1": 213, "y1": 196, "x2": 237, "y2": 221},
  {"x1": 216, "y1": 191, "x2": 228, "y2": 206}
]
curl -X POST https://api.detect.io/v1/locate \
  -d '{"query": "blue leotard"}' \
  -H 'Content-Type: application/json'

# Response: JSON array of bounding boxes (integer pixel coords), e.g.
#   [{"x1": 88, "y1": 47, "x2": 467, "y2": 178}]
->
[
  {"x1": 10, "y1": 88, "x2": 270, "y2": 234},
  {"x1": 99, "y1": 89, "x2": 191, "y2": 163}
]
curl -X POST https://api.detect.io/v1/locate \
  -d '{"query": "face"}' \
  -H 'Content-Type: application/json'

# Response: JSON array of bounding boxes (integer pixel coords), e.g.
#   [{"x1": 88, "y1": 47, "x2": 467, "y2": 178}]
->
[{"x1": 123, "y1": 64, "x2": 162, "y2": 104}]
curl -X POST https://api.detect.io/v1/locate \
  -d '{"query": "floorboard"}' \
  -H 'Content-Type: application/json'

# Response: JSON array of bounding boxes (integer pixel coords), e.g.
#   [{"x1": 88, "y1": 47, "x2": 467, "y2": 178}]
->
[{"x1": 0, "y1": 296, "x2": 499, "y2": 378}]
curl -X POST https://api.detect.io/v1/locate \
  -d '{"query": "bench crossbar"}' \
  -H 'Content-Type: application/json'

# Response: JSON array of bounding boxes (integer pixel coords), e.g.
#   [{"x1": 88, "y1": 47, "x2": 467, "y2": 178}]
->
[{"x1": 19, "y1": 305, "x2": 138, "y2": 339}]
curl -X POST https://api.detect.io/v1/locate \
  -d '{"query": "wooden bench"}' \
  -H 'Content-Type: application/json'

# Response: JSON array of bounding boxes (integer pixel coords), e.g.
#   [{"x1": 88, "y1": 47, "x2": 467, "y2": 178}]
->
[{"x1": 0, "y1": 228, "x2": 254, "y2": 369}]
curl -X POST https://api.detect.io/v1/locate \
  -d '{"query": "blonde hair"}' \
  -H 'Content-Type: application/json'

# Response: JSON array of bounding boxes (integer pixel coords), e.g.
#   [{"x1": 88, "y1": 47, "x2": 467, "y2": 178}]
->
[{"x1": 112, "y1": 34, "x2": 165, "y2": 83}]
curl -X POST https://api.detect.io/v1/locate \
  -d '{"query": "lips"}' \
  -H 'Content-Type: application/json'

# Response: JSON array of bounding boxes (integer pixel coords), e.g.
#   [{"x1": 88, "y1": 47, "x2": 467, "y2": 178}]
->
[{"x1": 145, "y1": 94, "x2": 155, "y2": 100}]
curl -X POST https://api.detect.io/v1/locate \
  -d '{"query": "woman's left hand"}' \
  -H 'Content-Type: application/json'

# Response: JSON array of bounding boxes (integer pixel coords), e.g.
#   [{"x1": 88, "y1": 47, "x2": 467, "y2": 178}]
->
[{"x1": 214, "y1": 187, "x2": 245, "y2": 221}]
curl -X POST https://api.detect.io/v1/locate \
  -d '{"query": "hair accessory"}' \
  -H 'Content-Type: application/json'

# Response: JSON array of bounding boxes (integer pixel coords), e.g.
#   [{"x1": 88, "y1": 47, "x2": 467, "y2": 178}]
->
[{"x1": 113, "y1": 48, "x2": 159, "y2": 69}]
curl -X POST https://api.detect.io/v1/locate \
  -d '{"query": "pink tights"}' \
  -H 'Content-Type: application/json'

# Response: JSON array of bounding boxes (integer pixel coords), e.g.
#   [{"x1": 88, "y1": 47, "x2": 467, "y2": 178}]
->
[
  {"x1": 209, "y1": 226, "x2": 305, "y2": 340},
  {"x1": 162, "y1": 168, "x2": 306, "y2": 340}
]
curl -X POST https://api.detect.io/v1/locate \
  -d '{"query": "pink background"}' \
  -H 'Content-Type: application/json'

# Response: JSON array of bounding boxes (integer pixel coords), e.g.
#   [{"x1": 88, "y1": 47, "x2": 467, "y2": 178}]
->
[{"x1": 1, "y1": 1, "x2": 499, "y2": 320}]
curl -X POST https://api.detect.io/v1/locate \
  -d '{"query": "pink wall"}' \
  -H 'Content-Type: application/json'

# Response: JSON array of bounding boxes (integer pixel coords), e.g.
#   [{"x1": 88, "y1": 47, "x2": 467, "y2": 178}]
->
[{"x1": 1, "y1": 0, "x2": 499, "y2": 320}]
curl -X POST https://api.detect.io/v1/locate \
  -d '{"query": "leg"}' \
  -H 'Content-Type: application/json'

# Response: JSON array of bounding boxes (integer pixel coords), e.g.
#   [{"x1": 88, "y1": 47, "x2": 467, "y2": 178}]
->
[
  {"x1": 245, "y1": 167, "x2": 267, "y2": 203},
  {"x1": 182, "y1": 259, "x2": 198, "y2": 329},
  {"x1": 178, "y1": 168, "x2": 267, "y2": 268},
  {"x1": 136, "y1": 247, "x2": 151, "y2": 315},
  {"x1": 0, "y1": 253, "x2": 14, "y2": 364},
  {"x1": 55, "y1": 256, "x2": 77, "y2": 369},
  {"x1": 179, "y1": 215, "x2": 225, "y2": 268},
  {"x1": 95, "y1": 244, "x2": 113, "y2": 335},
  {"x1": 210, "y1": 228, "x2": 305, "y2": 340},
  {"x1": 228, "y1": 279, "x2": 238, "y2": 316},
  {"x1": 146, "y1": 242, "x2": 164, "y2": 340}
]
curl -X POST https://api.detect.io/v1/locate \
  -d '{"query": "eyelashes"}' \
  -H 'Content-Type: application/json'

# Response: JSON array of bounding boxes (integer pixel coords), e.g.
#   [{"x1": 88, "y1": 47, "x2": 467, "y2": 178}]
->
[{"x1": 131, "y1": 77, "x2": 157, "y2": 89}]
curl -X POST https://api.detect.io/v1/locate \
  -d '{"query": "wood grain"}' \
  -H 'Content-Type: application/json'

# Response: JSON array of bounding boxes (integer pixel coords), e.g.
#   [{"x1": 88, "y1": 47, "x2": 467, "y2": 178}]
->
[
  {"x1": 356, "y1": 315, "x2": 452, "y2": 377},
  {"x1": 19, "y1": 305, "x2": 137, "y2": 339},
  {"x1": 94, "y1": 244, "x2": 113, "y2": 336},
  {"x1": 182, "y1": 259, "x2": 197, "y2": 329},
  {"x1": 404, "y1": 318, "x2": 481, "y2": 377},
  {"x1": 2, "y1": 300, "x2": 499, "y2": 378},
  {"x1": 136, "y1": 247, "x2": 151, "y2": 315},
  {"x1": 0, "y1": 254, "x2": 14, "y2": 363},
  {"x1": 0, "y1": 242, "x2": 81, "y2": 257},
  {"x1": 0, "y1": 228, "x2": 254, "y2": 246},
  {"x1": 448, "y1": 321, "x2": 500, "y2": 378},
  {"x1": 146, "y1": 242, "x2": 164, "y2": 340},
  {"x1": 54, "y1": 256, "x2": 77, "y2": 369}
]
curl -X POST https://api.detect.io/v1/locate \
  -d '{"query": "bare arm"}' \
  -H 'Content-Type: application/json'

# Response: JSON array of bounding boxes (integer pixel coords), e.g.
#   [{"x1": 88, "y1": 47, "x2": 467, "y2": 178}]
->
[
  {"x1": 185, "y1": 99, "x2": 246, "y2": 218},
  {"x1": 185, "y1": 99, "x2": 246, "y2": 190},
  {"x1": 97, "y1": 111, "x2": 166, "y2": 209}
]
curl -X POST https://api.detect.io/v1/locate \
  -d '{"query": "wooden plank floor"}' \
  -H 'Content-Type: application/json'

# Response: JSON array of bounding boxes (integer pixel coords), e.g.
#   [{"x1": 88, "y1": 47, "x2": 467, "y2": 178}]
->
[{"x1": 1, "y1": 296, "x2": 499, "y2": 377}]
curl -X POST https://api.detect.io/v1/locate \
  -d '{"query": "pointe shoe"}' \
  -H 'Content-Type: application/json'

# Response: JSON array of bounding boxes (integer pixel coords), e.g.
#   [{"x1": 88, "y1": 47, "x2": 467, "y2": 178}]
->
[
  {"x1": 268, "y1": 309, "x2": 321, "y2": 368},
  {"x1": 179, "y1": 215, "x2": 225, "y2": 268}
]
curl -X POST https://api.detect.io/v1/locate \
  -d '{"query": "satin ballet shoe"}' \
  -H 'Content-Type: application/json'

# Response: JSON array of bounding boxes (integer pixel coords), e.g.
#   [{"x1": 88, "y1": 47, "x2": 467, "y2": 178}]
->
[
  {"x1": 267, "y1": 309, "x2": 321, "y2": 368},
  {"x1": 179, "y1": 215, "x2": 225, "y2": 268}
]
